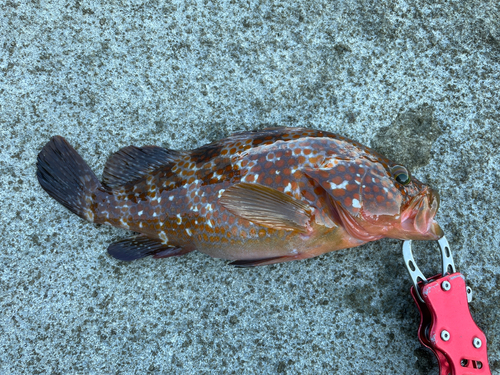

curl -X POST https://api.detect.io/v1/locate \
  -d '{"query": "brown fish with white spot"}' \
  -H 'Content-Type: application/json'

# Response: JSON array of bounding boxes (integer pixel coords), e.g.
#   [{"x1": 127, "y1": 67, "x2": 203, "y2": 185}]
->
[{"x1": 36, "y1": 127, "x2": 442, "y2": 266}]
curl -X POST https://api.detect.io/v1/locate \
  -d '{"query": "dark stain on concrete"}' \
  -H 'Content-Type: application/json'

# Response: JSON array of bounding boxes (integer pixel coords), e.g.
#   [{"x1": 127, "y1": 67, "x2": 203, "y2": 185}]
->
[{"x1": 371, "y1": 105, "x2": 443, "y2": 170}]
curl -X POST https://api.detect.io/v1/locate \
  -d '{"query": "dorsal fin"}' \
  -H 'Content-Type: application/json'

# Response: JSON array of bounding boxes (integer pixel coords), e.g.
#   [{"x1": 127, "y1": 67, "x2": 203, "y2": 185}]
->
[{"x1": 102, "y1": 145, "x2": 180, "y2": 188}]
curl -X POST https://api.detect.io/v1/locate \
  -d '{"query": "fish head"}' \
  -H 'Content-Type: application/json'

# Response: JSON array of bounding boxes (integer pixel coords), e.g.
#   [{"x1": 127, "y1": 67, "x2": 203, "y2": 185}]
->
[
  {"x1": 351, "y1": 160, "x2": 443, "y2": 241},
  {"x1": 305, "y1": 149, "x2": 442, "y2": 242}
]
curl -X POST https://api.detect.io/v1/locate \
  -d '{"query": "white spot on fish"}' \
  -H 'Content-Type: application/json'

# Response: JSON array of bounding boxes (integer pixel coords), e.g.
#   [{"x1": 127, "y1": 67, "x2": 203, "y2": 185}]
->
[
  {"x1": 84, "y1": 209, "x2": 94, "y2": 222},
  {"x1": 329, "y1": 180, "x2": 349, "y2": 190},
  {"x1": 158, "y1": 197, "x2": 162, "y2": 203},
  {"x1": 120, "y1": 218, "x2": 129, "y2": 229},
  {"x1": 352, "y1": 199, "x2": 361, "y2": 208},
  {"x1": 186, "y1": 228, "x2": 192, "y2": 236},
  {"x1": 139, "y1": 222, "x2": 143, "y2": 228},
  {"x1": 206, "y1": 203, "x2": 213, "y2": 211},
  {"x1": 138, "y1": 210, "x2": 143, "y2": 216},
  {"x1": 169, "y1": 195, "x2": 174, "y2": 201},
  {"x1": 101, "y1": 211, "x2": 110, "y2": 219},
  {"x1": 207, "y1": 220, "x2": 213, "y2": 228},
  {"x1": 284, "y1": 183, "x2": 292, "y2": 193},
  {"x1": 159, "y1": 231, "x2": 169, "y2": 244},
  {"x1": 176, "y1": 214, "x2": 182, "y2": 224},
  {"x1": 218, "y1": 189, "x2": 225, "y2": 198}
]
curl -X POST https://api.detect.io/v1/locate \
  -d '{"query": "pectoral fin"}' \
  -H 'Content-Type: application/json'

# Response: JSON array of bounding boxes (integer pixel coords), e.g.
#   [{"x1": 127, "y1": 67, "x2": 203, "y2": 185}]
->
[{"x1": 219, "y1": 183, "x2": 312, "y2": 232}]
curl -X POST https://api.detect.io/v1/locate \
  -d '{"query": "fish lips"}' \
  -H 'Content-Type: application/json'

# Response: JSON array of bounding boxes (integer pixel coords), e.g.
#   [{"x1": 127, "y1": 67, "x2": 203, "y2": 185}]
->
[
  {"x1": 321, "y1": 180, "x2": 443, "y2": 241},
  {"x1": 401, "y1": 188, "x2": 443, "y2": 240},
  {"x1": 353, "y1": 187, "x2": 443, "y2": 240}
]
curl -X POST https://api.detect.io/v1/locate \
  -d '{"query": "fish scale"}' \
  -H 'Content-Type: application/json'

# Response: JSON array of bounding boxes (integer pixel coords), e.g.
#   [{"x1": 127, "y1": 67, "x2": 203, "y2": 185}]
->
[{"x1": 37, "y1": 127, "x2": 443, "y2": 266}]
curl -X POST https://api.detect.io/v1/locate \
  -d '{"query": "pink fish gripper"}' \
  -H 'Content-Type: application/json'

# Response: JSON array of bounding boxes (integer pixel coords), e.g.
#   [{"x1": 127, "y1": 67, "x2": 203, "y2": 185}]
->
[{"x1": 402, "y1": 236, "x2": 491, "y2": 375}]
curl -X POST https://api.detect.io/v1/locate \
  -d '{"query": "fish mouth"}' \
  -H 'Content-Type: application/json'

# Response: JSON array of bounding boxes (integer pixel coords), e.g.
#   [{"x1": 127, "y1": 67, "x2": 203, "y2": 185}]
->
[
  {"x1": 328, "y1": 185, "x2": 443, "y2": 242},
  {"x1": 400, "y1": 187, "x2": 443, "y2": 240}
]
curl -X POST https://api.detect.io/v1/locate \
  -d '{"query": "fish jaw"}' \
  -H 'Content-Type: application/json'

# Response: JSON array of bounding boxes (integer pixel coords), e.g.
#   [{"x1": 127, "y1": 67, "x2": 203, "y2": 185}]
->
[
  {"x1": 339, "y1": 185, "x2": 443, "y2": 242},
  {"x1": 382, "y1": 187, "x2": 443, "y2": 240}
]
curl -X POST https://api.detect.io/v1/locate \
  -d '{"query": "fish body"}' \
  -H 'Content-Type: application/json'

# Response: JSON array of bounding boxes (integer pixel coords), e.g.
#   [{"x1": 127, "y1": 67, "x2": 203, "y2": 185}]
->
[{"x1": 37, "y1": 127, "x2": 442, "y2": 266}]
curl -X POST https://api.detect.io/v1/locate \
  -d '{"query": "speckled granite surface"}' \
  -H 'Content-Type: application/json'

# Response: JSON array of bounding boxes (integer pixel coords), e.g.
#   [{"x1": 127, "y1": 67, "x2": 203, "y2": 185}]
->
[{"x1": 1, "y1": 0, "x2": 499, "y2": 374}]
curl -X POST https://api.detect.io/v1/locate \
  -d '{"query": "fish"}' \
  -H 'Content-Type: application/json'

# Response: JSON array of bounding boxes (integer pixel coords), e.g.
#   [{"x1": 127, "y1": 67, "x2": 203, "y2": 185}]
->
[{"x1": 36, "y1": 127, "x2": 443, "y2": 267}]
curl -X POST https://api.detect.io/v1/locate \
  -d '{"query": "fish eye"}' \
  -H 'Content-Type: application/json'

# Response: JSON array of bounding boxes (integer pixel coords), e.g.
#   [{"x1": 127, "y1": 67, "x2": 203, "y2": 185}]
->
[{"x1": 391, "y1": 165, "x2": 411, "y2": 185}]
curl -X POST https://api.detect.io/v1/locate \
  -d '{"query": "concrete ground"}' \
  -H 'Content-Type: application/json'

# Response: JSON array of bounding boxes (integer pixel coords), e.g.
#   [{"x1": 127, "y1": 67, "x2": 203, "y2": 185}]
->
[{"x1": 1, "y1": 0, "x2": 499, "y2": 374}]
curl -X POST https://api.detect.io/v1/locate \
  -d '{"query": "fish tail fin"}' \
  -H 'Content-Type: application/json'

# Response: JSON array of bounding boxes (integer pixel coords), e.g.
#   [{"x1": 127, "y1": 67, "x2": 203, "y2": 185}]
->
[{"x1": 36, "y1": 136, "x2": 102, "y2": 222}]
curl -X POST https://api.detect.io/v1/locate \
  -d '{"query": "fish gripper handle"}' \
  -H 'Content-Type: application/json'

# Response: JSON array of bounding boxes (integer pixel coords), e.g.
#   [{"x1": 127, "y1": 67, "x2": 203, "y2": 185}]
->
[{"x1": 403, "y1": 237, "x2": 491, "y2": 375}]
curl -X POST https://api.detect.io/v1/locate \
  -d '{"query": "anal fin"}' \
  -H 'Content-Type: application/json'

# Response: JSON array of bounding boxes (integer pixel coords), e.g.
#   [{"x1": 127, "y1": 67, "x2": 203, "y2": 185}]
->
[
  {"x1": 152, "y1": 246, "x2": 192, "y2": 259},
  {"x1": 107, "y1": 236, "x2": 190, "y2": 261}
]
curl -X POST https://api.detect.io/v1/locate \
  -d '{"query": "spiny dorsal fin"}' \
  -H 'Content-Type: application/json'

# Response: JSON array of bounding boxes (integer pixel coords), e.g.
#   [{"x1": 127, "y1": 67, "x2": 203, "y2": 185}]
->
[
  {"x1": 219, "y1": 182, "x2": 312, "y2": 232},
  {"x1": 102, "y1": 145, "x2": 180, "y2": 188}
]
